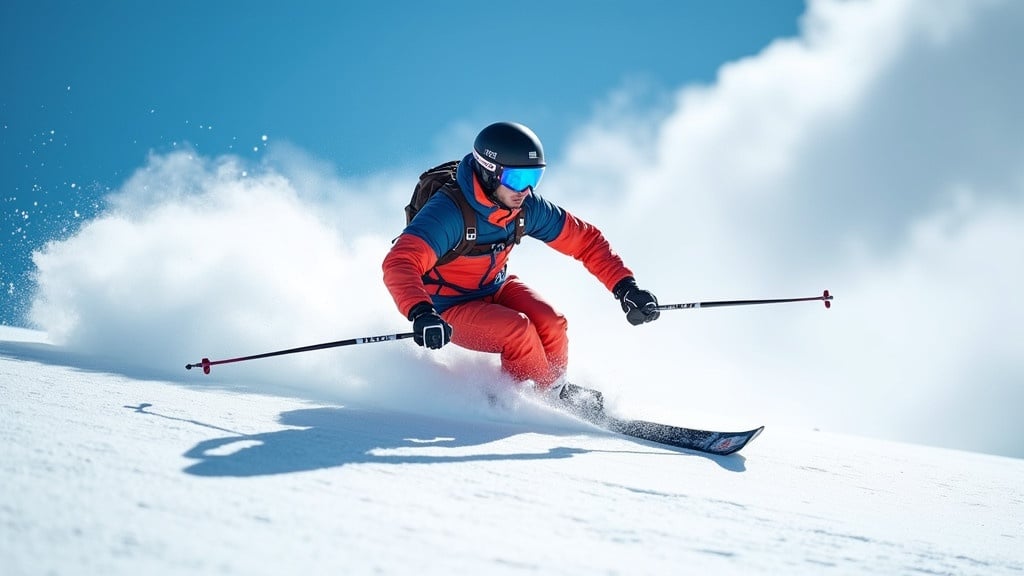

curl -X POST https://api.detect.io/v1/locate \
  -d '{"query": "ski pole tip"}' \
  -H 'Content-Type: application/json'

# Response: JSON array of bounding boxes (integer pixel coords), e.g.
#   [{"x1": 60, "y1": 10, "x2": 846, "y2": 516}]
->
[{"x1": 823, "y1": 289, "x2": 832, "y2": 309}]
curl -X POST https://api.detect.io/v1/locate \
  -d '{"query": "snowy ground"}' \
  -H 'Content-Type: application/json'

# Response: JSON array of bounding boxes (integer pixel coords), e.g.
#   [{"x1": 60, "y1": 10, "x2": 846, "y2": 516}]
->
[{"x1": 1, "y1": 327, "x2": 1021, "y2": 575}]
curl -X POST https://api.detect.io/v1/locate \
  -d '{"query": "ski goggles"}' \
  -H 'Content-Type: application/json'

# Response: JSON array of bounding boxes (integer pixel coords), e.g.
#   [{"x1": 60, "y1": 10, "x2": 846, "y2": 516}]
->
[{"x1": 498, "y1": 166, "x2": 545, "y2": 193}]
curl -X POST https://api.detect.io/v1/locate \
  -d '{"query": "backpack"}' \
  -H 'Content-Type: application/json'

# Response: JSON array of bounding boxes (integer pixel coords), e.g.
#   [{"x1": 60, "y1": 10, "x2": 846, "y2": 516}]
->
[{"x1": 404, "y1": 160, "x2": 525, "y2": 267}]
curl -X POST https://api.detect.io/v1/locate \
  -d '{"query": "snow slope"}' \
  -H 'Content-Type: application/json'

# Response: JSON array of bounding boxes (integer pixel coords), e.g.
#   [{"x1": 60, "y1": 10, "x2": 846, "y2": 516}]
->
[{"x1": 1, "y1": 328, "x2": 1021, "y2": 575}]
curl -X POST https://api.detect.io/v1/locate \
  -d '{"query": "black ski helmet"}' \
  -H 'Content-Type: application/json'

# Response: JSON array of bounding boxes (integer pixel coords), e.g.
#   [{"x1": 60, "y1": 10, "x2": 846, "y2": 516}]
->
[{"x1": 472, "y1": 122, "x2": 545, "y2": 192}]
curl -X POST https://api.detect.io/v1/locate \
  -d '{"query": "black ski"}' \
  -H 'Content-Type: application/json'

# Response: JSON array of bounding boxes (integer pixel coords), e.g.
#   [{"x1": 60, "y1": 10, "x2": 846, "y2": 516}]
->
[
  {"x1": 598, "y1": 416, "x2": 764, "y2": 456},
  {"x1": 556, "y1": 384, "x2": 763, "y2": 456}
]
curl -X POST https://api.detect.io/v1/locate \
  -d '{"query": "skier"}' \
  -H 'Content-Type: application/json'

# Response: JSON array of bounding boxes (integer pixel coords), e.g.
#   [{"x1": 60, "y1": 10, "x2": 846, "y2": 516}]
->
[{"x1": 382, "y1": 122, "x2": 659, "y2": 410}]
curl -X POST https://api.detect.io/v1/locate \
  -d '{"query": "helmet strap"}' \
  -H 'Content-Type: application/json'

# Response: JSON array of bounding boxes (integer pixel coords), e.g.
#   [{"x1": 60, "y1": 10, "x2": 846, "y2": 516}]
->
[{"x1": 472, "y1": 157, "x2": 500, "y2": 193}]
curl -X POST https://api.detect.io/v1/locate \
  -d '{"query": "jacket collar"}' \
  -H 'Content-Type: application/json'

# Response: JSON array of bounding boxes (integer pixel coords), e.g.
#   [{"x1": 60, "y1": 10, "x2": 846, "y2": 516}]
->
[{"x1": 457, "y1": 153, "x2": 521, "y2": 227}]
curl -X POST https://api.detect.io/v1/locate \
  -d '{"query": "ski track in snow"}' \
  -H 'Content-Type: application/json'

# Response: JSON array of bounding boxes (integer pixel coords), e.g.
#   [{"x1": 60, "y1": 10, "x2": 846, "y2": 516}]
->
[{"x1": 1, "y1": 333, "x2": 1022, "y2": 576}]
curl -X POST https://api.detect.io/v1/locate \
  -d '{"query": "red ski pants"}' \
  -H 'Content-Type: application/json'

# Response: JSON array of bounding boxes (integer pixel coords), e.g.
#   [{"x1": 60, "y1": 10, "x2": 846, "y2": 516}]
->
[{"x1": 440, "y1": 276, "x2": 568, "y2": 388}]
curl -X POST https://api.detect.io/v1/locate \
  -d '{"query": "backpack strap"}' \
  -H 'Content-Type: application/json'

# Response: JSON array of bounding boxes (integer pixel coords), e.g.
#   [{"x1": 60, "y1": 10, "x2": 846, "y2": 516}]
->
[
  {"x1": 436, "y1": 184, "x2": 478, "y2": 267},
  {"x1": 512, "y1": 213, "x2": 525, "y2": 245}
]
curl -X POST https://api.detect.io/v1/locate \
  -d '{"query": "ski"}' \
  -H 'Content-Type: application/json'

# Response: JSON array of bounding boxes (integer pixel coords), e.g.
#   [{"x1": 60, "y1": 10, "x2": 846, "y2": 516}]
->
[
  {"x1": 598, "y1": 416, "x2": 764, "y2": 456},
  {"x1": 555, "y1": 384, "x2": 763, "y2": 456}
]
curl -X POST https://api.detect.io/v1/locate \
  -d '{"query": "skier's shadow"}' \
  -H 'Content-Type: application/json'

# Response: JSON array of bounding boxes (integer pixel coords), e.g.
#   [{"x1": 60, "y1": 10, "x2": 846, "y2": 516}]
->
[{"x1": 164, "y1": 405, "x2": 588, "y2": 477}]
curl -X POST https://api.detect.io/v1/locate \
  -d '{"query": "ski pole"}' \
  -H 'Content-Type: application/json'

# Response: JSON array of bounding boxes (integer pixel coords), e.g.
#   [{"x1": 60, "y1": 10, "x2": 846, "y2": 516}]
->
[
  {"x1": 185, "y1": 332, "x2": 416, "y2": 374},
  {"x1": 657, "y1": 289, "x2": 833, "y2": 311}
]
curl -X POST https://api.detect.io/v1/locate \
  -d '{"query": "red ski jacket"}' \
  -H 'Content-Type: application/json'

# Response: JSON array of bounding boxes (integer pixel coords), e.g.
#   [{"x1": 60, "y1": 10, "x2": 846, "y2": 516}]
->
[{"x1": 383, "y1": 155, "x2": 633, "y2": 318}]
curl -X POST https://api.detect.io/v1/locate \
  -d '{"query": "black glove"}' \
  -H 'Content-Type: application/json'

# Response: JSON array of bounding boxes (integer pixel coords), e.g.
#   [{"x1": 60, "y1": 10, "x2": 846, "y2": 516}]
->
[
  {"x1": 409, "y1": 302, "x2": 453, "y2": 349},
  {"x1": 613, "y1": 277, "x2": 660, "y2": 326}
]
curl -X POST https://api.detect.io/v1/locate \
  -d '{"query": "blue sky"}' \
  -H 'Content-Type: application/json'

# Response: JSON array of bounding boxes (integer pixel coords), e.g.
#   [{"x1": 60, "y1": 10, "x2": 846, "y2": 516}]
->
[
  {"x1": 2, "y1": 1, "x2": 803, "y2": 324},
  {"x1": 4, "y1": 1, "x2": 1024, "y2": 458}
]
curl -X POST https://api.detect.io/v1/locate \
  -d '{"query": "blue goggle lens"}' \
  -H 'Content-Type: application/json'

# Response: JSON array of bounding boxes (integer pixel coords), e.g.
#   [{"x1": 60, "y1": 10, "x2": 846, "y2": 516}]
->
[{"x1": 499, "y1": 166, "x2": 545, "y2": 192}]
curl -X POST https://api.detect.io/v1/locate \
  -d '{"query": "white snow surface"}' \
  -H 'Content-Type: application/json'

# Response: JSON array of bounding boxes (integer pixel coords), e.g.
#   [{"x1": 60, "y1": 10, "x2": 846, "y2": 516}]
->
[{"x1": 1, "y1": 327, "x2": 1021, "y2": 576}]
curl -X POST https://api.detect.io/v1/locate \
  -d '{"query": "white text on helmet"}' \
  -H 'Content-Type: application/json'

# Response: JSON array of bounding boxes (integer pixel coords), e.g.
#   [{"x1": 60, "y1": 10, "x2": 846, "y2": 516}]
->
[{"x1": 472, "y1": 149, "x2": 498, "y2": 173}]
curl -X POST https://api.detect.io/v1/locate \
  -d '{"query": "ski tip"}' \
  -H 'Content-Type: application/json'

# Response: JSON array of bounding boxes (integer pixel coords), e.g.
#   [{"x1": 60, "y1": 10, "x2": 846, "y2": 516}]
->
[{"x1": 720, "y1": 426, "x2": 770, "y2": 453}]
